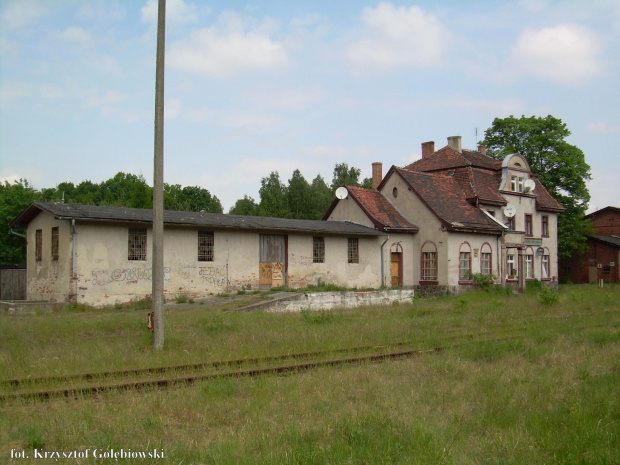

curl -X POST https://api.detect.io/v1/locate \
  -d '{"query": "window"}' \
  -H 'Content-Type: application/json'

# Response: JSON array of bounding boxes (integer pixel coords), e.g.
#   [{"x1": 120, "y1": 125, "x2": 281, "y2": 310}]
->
[
  {"x1": 511, "y1": 176, "x2": 517, "y2": 192},
  {"x1": 460, "y1": 252, "x2": 471, "y2": 281},
  {"x1": 518, "y1": 177, "x2": 524, "y2": 193},
  {"x1": 198, "y1": 231, "x2": 214, "y2": 262},
  {"x1": 507, "y1": 216, "x2": 515, "y2": 231},
  {"x1": 507, "y1": 253, "x2": 517, "y2": 279},
  {"x1": 347, "y1": 238, "x2": 359, "y2": 264},
  {"x1": 525, "y1": 253, "x2": 534, "y2": 279},
  {"x1": 35, "y1": 229, "x2": 42, "y2": 262},
  {"x1": 128, "y1": 228, "x2": 147, "y2": 261},
  {"x1": 525, "y1": 214, "x2": 533, "y2": 236},
  {"x1": 422, "y1": 252, "x2": 438, "y2": 281},
  {"x1": 541, "y1": 216, "x2": 549, "y2": 237},
  {"x1": 459, "y1": 243, "x2": 472, "y2": 282},
  {"x1": 313, "y1": 236, "x2": 325, "y2": 263},
  {"x1": 541, "y1": 255, "x2": 550, "y2": 279},
  {"x1": 480, "y1": 243, "x2": 492, "y2": 276},
  {"x1": 51, "y1": 227, "x2": 59, "y2": 260}
]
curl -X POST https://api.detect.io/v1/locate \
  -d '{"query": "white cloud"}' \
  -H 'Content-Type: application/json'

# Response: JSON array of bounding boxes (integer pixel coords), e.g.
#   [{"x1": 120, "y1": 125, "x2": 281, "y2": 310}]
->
[
  {"x1": 587, "y1": 122, "x2": 620, "y2": 134},
  {"x1": 87, "y1": 90, "x2": 126, "y2": 108},
  {"x1": 168, "y1": 13, "x2": 288, "y2": 77},
  {"x1": 346, "y1": 2, "x2": 450, "y2": 72},
  {"x1": 0, "y1": 1, "x2": 48, "y2": 32},
  {"x1": 59, "y1": 26, "x2": 91, "y2": 42},
  {"x1": 165, "y1": 98, "x2": 182, "y2": 120},
  {"x1": 510, "y1": 24, "x2": 604, "y2": 85},
  {"x1": 141, "y1": 0, "x2": 200, "y2": 24},
  {"x1": 440, "y1": 96, "x2": 525, "y2": 115},
  {"x1": 248, "y1": 87, "x2": 325, "y2": 111}
]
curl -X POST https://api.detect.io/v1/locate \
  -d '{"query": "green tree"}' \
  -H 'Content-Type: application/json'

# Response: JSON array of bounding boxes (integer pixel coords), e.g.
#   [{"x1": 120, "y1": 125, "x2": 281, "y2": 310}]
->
[
  {"x1": 258, "y1": 171, "x2": 289, "y2": 217},
  {"x1": 0, "y1": 180, "x2": 39, "y2": 264},
  {"x1": 286, "y1": 170, "x2": 312, "y2": 219},
  {"x1": 309, "y1": 174, "x2": 334, "y2": 219},
  {"x1": 482, "y1": 115, "x2": 593, "y2": 257},
  {"x1": 330, "y1": 163, "x2": 362, "y2": 192},
  {"x1": 229, "y1": 195, "x2": 259, "y2": 216}
]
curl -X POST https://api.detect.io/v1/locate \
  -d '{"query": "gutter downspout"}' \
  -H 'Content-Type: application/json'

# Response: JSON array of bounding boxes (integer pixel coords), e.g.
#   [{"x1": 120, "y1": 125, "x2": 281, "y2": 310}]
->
[
  {"x1": 380, "y1": 234, "x2": 389, "y2": 287},
  {"x1": 10, "y1": 229, "x2": 27, "y2": 239},
  {"x1": 71, "y1": 219, "x2": 78, "y2": 301}
]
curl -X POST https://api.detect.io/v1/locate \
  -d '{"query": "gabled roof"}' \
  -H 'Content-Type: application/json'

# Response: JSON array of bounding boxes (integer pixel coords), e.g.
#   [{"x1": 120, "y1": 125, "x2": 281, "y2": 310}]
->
[
  {"x1": 585, "y1": 206, "x2": 620, "y2": 219},
  {"x1": 340, "y1": 186, "x2": 419, "y2": 232},
  {"x1": 11, "y1": 202, "x2": 384, "y2": 237},
  {"x1": 392, "y1": 168, "x2": 503, "y2": 234},
  {"x1": 404, "y1": 146, "x2": 501, "y2": 172},
  {"x1": 588, "y1": 234, "x2": 620, "y2": 248},
  {"x1": 531, "y1": 178, "x2": 565, "y2": 212}
]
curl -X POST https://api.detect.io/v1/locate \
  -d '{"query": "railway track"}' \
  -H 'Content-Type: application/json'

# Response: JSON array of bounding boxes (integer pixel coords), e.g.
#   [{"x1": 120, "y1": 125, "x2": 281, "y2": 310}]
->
[{"x1": 0, "y1": 310, "x2": 615, "y2": 403}]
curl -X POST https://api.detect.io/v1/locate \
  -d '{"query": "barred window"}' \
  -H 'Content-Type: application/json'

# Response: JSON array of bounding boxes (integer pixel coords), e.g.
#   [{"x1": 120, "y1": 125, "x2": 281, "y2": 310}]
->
[
  {"x1": 198, "y1": 231, "x2": 214, "y2": 262},
  {"x1": 128, "y1": 228, "x2": 147, "y2": 261},
  {"x1": 313, "y1": 236, "x2": 325, "y2": 263},
  {"x1": 35, "y1": 229, "x2": 42, "y2": 262},
  {"x1": 347, "y1": 238, "x2": 359, "y2": 264},
  {"x1": 422, "y1": 252, "x2": 437, "y2": 281},
  {"x1": 51, "y1": 227, "x2": 59, "y2": 260}
]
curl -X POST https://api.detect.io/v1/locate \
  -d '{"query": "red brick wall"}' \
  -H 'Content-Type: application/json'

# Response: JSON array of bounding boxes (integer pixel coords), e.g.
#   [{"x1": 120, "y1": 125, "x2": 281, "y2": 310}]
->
[{"x1": 589, "y1": 210, "x2": 620, "y2": 236}]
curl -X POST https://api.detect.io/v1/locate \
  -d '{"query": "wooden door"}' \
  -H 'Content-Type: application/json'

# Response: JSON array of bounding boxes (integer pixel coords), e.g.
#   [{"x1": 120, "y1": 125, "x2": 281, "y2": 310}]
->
[
  {"x1": 390, "y1": 252, "x2": 402, "y2": 287},
  {"x1": 259, "y1": 235, "x2": 286, "y2": 289}
]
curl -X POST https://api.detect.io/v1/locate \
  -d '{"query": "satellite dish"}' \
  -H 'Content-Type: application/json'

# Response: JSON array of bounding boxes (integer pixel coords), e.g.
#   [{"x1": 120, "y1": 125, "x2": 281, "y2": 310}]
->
[
  {"x1": 503, "y1": 205, "x2": 516, "y2": 218},
  {"x1": 335, "y1": 187, "x2": 348, "y2": 200},
  {"x1": 523, "y1": 179, "x2": 536, "y2": 193}
]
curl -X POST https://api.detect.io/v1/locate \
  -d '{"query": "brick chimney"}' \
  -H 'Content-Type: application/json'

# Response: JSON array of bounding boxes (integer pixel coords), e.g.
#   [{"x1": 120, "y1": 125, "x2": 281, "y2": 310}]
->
[
  {"x1": 372, "y1": 162, "x2": 382, "y2": 190},
  {"x1": 421, "y1": 141, "x2": 435, "y2": 159},
  {"x1": 447, "y1": 136, "x2": 462, "y2": 153},
  {"x1": 477, "y1": 144, "x2": 487, "y2": 155}
]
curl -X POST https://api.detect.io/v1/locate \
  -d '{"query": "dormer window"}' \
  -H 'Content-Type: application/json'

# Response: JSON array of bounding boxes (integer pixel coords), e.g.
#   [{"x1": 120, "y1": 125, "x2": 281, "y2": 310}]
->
[{"x1": 511, "y1": 175, "x2": 524, "y2": 192}]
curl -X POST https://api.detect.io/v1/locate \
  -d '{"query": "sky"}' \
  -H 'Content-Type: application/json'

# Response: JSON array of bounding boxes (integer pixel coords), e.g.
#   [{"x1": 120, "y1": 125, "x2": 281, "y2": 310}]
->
[{"x1": 1, "y1": 0, "x2": 619, "y2": 214}]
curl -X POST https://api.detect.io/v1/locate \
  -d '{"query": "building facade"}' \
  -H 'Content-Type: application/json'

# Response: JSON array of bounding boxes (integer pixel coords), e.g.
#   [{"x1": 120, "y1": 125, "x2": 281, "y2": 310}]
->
[
  {"x1": 11, "y1": 202, "x2": 386, "y2": 306},
  {"x1": 325, "y1": 136, "x2": 564, "y2": 293}
]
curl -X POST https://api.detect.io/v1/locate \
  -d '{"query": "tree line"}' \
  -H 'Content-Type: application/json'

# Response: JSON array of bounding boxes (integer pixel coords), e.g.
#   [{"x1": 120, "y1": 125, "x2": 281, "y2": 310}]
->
[
  {"x1": 1, "y1": 115, "x2": 594, "y2": 264},
  {"x1": 0, "y1": 163, "x2": 369, "y2": 264}
]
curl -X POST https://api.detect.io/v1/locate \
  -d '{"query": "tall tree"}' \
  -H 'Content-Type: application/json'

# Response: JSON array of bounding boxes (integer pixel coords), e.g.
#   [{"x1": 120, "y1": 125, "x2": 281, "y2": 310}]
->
[
  {"x1": 258, "y1": 171, "x2": 289, "y2": 218},
  {"x1": 482, "y1": 115, "x2": 593, "y2": 257},
  {"x1": 330, "y1": 163, "x2": 362, "y2": 192},
  {"x1": 286, "y1": 169, "x2": 312, "y2": 219},
  {"x1": 309, "y1": 174, "x2": 334, "y2": 219},
  {"x1": 229, "y1": 195, "x2": 259, "y2": 216},
  {"x1": 0, "y1": 180, "x2": 39, "y2": 264}
]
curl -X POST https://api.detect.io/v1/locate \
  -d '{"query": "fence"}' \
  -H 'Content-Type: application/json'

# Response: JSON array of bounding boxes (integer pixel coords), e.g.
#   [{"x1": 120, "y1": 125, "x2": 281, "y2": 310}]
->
[{"x1": 0, "y1": 266, "x2": 27, "y2": 300}]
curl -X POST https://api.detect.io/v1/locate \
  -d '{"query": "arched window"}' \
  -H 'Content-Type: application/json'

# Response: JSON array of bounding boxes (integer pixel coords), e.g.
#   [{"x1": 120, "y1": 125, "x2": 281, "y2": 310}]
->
[
  {"x1": 525, "y1": 247, "x2": 534, "y2": 279},
  {"x1": 480, "y1": 243, "x2": 492, "y2": 276},
  {"x1": 540, "y1": 247, "x2": 550, "y2": 279},
  {"x1": 459, "y1": 243, "x2": 472, "y2": 282},
  {"x1": 421, "y1": 242, "x2": 438, "y2": 282}
]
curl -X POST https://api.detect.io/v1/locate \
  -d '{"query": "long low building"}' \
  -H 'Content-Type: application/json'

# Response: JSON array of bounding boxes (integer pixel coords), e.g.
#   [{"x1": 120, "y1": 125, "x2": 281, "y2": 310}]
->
[{"x1": 10, "y1": 202, "x2": 387, "y2": 306}]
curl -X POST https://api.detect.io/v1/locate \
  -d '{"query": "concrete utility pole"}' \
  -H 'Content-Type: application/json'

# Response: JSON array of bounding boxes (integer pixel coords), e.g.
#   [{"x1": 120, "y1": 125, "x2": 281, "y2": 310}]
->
[{"x1": 152, "y1": 0, "x2": 166, "y2": 350}]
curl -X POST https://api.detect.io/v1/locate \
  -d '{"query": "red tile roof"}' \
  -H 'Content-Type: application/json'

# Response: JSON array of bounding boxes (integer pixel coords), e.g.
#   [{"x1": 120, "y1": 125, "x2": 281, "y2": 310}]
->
[
  {"x1": 404, "y1": 146, "x2": 501, "y2": 172},
  {"x1": 345, "y1": 186, "x2": 419, "y2": 232},
  {"x1": 393, "y1": 168, "x2": 503, "y2": 234}
]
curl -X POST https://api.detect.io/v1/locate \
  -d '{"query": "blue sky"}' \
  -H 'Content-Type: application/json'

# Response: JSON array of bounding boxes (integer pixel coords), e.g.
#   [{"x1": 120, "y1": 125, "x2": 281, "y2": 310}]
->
[{"x1": 1, "y1": 0, "x2": 618, "y2": 213}]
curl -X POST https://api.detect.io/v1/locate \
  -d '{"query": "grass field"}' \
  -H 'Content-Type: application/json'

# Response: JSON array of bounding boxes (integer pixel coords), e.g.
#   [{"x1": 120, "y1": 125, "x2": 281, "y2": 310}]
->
[{"x1": 1, "y1": 284, "x2": 619, "y2": 464}]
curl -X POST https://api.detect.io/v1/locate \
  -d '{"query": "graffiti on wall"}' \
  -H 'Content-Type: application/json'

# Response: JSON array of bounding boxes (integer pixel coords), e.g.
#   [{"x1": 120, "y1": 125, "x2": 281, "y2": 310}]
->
[
  {"x1": 199, "y1": 265, "x2": 227, "y2": 287},
  {"x1": 91, "y1": 266, "x2": 171, "y2": 286}
]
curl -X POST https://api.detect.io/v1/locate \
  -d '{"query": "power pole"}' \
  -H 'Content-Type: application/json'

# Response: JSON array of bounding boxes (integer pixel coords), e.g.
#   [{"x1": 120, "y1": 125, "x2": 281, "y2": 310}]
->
[{"x1": 152, "y1": 0, "x2": 166, "y2": 350}]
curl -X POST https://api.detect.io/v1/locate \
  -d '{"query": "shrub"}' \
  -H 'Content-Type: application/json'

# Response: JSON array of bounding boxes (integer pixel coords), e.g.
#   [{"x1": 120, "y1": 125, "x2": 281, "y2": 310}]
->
[
  {"x1": 539, "y1": 285, "x2": 559, "y2": 306},
  {"x1": 473, "y1": 273, "x2": 496, "y2": 289}
]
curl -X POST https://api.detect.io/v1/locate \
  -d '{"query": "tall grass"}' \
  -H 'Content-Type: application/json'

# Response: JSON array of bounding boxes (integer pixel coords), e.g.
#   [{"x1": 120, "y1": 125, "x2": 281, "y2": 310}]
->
[{"x1": 0, "y1": 284, "x2": 618, "y2": 464}]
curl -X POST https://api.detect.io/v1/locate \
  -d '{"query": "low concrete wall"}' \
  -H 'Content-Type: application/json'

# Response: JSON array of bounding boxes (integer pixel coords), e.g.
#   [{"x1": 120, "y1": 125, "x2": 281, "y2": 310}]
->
[
  {"x1": 250, "y1": 289, "x2": 415, "y2": 313},
  {"x1": 0, "y1": 300, "x2": 63, "y2": 315}
]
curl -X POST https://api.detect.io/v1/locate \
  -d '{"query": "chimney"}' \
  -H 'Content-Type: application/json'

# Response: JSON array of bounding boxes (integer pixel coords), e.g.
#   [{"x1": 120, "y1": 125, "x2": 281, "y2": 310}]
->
[
  {"x1": 477, "y1": 144, "x2": 487, "y2": 155},
  {"x1": 372, "y1": 162, "x2": 382, "y2": 190},
  {"x1": 447, "y1": 135, "x2": 462, "y2": 153},
  {"x1": 421, "y1": 141, "x2": 435, "y2": 159}
]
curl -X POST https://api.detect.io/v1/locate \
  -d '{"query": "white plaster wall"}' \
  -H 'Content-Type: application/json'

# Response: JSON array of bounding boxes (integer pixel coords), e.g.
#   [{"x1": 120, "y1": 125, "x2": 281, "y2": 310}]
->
[{"x1": 26, "y1": 212, "x2": 73, "y2": 303}]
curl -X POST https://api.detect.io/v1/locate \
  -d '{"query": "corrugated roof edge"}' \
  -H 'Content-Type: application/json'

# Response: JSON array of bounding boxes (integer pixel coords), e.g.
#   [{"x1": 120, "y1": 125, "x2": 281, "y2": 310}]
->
[{"x1": 11, "y1": 201, "x2": 385, "y2": 237}]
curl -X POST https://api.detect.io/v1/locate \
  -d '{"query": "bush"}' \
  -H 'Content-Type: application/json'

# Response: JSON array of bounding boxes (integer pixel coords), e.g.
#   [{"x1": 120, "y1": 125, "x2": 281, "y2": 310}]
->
[
  {"x1": 539, "y1": 285, "x2": 559, "y2": 306},
  {"x1": 473, "y1": 273, "x2": 496, "y2": 289}
]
